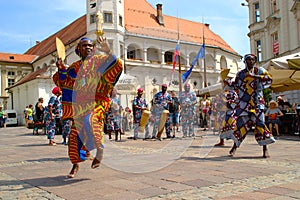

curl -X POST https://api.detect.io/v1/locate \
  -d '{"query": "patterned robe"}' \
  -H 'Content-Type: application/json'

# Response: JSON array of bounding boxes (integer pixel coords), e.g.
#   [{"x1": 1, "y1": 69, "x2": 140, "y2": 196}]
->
[
  {"x1": 228, "y1": 67, "x2": 275, "y2": 147},
  {"x1": 106, "y1": 97, "x2": 121, "y2": 131},
  {"x1": 178, "y1": 90, "x2": 197, "y2": 136},
  {"x1": 44, "y1": 95, "x2": 61, "y2": 140},
  {"x1": 151, "y1": 91, "x2": 172, "y2": 138},
  {"x1": 132, "y1": 96, "x2": 150, "y2": 138},
  {"x1": 53, "y1": 54, "x2": 122, "y2": 164}
]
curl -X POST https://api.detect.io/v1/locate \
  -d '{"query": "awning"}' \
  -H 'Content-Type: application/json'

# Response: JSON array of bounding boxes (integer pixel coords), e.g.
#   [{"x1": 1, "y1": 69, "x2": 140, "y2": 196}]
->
[
  {"x1": 262, "y1": 52, "x2": 300, "y2": 92},
  {"x1": 115, "y1": 73, "x2": 139, "y2": 94},
  {"x1": 197, "y1": 83, "x2": 222, "y2": 96}
]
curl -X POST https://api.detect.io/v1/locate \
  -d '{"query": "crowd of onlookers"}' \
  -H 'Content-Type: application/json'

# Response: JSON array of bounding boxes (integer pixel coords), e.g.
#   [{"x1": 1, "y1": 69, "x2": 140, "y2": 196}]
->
[
  {"x1": 22, "y1": 88, "x2": 300, "y2": 146},
  {"x1": 200, "y1": 94, "x2": 300, "y2": 138}
]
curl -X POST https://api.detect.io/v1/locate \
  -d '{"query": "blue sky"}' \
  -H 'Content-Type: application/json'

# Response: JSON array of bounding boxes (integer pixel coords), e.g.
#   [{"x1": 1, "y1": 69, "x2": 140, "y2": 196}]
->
[{"x1": 0, "y1": 0, "x2": 249, "y2": 56}]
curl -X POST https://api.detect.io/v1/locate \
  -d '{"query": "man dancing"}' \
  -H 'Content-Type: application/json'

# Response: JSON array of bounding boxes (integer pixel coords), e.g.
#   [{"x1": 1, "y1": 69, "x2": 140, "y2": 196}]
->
[
  {"x1": 53, "y1": 36, "x2": 122, "y2": 178},
  {"x1": 224, "y1": 54, "x2": 275, "y2": 157}
]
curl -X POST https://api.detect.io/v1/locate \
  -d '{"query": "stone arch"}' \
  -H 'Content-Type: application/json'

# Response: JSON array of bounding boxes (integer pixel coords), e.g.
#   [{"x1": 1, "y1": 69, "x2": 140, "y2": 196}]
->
[
  {"x1": 232, "y1": 59, "x2": 239, "y2": 72},
  {"x1": 164, "y1": 50, "x2": 186, "y2": 67},
  {"x1": 220, "y1": 56, "x2": 228, "y2": 69},
  {"x1": 206, "y1": 54, "x2": 215, "y2": 70},
  {"x1": 147, "y1": 47, "x2": 160, "y2": 63},
  {"x1": 127, "y1": 43, "x2": 142, "y2": 60}
]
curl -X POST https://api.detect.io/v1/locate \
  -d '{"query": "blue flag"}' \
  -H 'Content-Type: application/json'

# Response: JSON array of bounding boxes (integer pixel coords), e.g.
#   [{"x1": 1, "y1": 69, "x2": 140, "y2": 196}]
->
[{"x1": 182, "y1": 44, "x2": 205, "y2": 84}]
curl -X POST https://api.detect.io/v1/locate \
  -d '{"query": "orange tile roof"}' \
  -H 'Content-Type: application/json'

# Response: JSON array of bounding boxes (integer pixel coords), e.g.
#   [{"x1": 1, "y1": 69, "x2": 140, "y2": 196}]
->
[
  {"x1": 24, "y1": 15, "x2": 87, "y2": 58},
  {"x1": 0, "y1": 52, "x2": 37, "y2": 63},
  {"x1": 22, "y1": 0, "x2": 236, "y2": 61},
  {"x1": 125, "y1": 0, "x2": 237, "y2": 54}
]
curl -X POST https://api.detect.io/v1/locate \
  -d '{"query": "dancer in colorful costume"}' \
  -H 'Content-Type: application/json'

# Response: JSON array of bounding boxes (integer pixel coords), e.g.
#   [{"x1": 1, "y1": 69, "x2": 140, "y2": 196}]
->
[
  {"x1": 214, "y1": 69, "x2": 237, "y2": 146},
  {"x1": 225, "y1": 54, "x2": 275, "y2": 157},
  {"x1": 53, "y1": 36, "x2": 123, "y2": 178}
]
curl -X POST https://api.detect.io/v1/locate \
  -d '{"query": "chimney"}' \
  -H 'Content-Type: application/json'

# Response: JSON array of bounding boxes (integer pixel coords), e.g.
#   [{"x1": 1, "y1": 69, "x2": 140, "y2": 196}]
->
[
  {"x1": 205, "y1": 23, "x2": 210, "y2": 28},
  {"x1": 156, "y1": 4, "x2": 164, "y2": 26}
]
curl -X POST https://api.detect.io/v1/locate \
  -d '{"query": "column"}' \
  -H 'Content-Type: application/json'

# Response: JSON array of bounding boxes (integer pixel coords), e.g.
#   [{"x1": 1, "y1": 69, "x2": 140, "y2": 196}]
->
[
  {"x1": 143, "y1": 48, "x2": 148, "y2": 62},
  {"x1": 1, "y1": 67, "x2": 6, "y2": 97},
  {"x1": 161, "y1": 51, "x2": 165, "y2": 64}
]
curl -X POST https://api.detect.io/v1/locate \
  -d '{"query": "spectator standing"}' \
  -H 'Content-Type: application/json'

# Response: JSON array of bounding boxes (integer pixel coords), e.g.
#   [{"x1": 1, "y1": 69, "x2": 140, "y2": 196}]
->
[
  {"x1": 35, "y1": 98, "x2": 44, "y2": 123},
  {"x1": 168, "y1": 90, "x2": 180, "y2": 137},
  {"x1": 265, "y1": 100, "x2": 284, "y2": 138},
  {"x1": 44, "y1": 87, "x2": 62, "y2": 146},
  {"x1": 106, "y1": 88, "x2": 122, "y2": 141},
  {"x1": 26, "y1": 105, "x2": 34, "y2": 127},
  {"x1": 0, "y1": 106, "x2": 4, "y2": 127},
  {"x1": 200, "y1": 94, "x2": 210, "y2": 131},
  {"x1": 24, "y1": 106, "x2": 29, "y2": 125}
]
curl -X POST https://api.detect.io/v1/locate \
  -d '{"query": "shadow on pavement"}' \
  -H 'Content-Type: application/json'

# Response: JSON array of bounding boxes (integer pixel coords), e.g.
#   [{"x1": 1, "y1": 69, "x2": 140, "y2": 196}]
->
[
  {"x1": 188, "y1": 145, "x2": 231, "y2": 149},
  {"x1": 0, "y1": 176, "x2": 90, "y2": 189},
  {"x1": 25, "y1": 157, "x2": 69, "y2": 163},
  {"x1": 180, "y1": 155, "x2": 265, "y2": 162},
  {"x1": 17, "y1": 143, "x2": 55, "y2": 147}
]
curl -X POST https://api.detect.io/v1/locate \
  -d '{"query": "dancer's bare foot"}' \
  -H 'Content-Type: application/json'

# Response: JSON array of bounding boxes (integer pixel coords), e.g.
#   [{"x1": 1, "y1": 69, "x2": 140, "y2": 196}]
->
[
  {"x1": 229, "y1": 144, "x2": 237, "y2": 157},
  {"x1": 67, "y1": 164, "x2": 79, "y2": 178},
  {"x1": 214, "y1": 140, "x2": 225, "y2": 146},
  {"x1": 263, "y1": 145, "x2": 269, "y2": 158},
  {"x1": 91, "y1": 158, "x2": 101, "y2": 169}
]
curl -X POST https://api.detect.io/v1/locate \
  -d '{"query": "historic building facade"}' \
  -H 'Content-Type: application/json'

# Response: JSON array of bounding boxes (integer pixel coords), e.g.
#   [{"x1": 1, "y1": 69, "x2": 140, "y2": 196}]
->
[
  {"x1": 3, "y1": 0, "x2": 242, "y2": 124},
  {"x1": 245, "y1": 0, "x2": 300, "y2": 103}
]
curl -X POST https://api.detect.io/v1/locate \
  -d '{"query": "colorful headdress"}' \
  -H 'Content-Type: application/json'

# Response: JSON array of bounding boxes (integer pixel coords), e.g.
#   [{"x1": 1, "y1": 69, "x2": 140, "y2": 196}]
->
[
  {"x1": 75, "y1": 37, "x2": 93, "y2": 56},
  {"x1": 52, "y1": 86, "x2": 59, "y2": 95},
  {"x1": 244, "y1": 54, "x2": 257, "y2": 62}
]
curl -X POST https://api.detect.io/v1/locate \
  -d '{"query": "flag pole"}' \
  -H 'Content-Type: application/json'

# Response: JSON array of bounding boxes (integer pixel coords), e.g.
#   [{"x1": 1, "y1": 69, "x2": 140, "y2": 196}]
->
[
  {"x1": 177, "y1": 15, "x2": 182, "y2": 92},
  {"x1": 202, "y1": 17, "x2": 207, "y2": 88}
]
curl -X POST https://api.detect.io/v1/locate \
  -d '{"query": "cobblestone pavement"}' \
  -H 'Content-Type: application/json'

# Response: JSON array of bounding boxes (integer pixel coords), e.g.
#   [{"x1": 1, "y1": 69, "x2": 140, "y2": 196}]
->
[{"x1": 0, "y1": 126, "x2": 299, "y2": 200}]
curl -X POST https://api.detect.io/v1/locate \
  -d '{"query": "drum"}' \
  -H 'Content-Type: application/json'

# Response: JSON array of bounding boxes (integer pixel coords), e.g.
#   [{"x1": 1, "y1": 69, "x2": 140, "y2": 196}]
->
[
  {"x1": 139, "y1": 110, "x2": 150, "y2": 132},
  {"x1": 156, "y1": 110, "x2": 169, "y2": 138}
]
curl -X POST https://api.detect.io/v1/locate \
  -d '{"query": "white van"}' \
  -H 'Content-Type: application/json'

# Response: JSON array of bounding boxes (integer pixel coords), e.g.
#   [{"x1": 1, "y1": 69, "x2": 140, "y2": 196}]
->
[{"x1": 4, "y1": 110, "x2": 18, "y2": 126}]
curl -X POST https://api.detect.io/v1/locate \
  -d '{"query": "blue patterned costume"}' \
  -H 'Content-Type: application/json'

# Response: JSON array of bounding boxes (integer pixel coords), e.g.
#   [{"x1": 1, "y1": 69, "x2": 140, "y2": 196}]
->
[
  {"x1": 132, "y1": 96, "x2": 150, "y2": 138},
  {"x1": 44, "y1": 95, "x2": 61, "y2": 140},
  {"x1": 179, "y1": 90, "x2": 197, "y2": 137},
  {"x1": 151, "y1": 91, "x2": 172, "y2": 138},
  {"x1": 106, "y1": 97, "x2": 121, "y2": 131}
]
